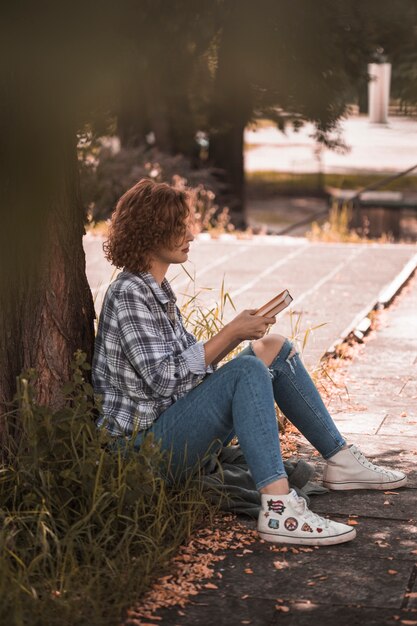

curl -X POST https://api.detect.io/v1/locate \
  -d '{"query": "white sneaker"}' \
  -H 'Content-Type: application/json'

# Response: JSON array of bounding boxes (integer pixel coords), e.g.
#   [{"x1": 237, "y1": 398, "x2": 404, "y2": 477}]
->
[
  {"x1": 323, "y1": 444, "x2": 407, "y2": 490},
  {"x1": 257, "y1": 489, "x2": 356, "y2": 546}
]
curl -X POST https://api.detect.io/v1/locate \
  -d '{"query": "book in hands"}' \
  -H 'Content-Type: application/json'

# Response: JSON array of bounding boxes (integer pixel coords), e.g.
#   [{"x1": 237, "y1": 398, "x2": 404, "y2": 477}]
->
[{"x1": 255, "y1": 289, "x2": 293, "y2": 318}]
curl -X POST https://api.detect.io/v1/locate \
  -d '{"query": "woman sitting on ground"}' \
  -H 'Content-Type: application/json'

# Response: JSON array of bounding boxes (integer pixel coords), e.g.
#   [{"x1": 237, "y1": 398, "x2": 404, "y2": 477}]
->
[{"x1": 92, "y1": 178, "x2": 407, "y2": 546}]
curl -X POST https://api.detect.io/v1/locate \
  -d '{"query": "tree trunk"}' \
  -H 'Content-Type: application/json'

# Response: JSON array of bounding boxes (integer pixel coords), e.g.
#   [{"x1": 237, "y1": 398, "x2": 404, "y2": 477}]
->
[
  {"x1": 209, "y1": 118, "x2": 247, "y2": 229},
  {"x1": 208, "y1": 3, "x2": 253, "y2": 229},
  {"x1": 31, "y1": 142, "x2": 95, "y2": 408},
  {"x1": 0, "y1": 72, "x2": 95, "y2": 432},
  {"x1": 118, "y1": 88, "x2": 152, "y2": 149},
  {"x1": 118, "y1": 68, "x2": 197, "y2": 158}
]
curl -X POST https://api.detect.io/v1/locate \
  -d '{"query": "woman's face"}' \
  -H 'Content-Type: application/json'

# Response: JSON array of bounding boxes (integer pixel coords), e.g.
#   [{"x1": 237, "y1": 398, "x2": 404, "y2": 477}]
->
[{"x1": 151, "y1": 216, "x2": 195, "y2": 267}]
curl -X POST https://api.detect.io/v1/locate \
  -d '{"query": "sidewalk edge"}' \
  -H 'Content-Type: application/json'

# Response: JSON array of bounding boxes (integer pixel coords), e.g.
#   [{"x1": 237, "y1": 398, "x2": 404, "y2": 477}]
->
[{"x1": 325, "y1": 253, "x2": 417, "y2": 356}]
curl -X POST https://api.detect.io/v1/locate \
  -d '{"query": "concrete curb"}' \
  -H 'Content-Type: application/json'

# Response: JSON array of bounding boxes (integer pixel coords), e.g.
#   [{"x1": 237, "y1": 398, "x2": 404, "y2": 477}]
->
[{"x1": 325, "y1": 252, "x2": 417, "y2": 356}]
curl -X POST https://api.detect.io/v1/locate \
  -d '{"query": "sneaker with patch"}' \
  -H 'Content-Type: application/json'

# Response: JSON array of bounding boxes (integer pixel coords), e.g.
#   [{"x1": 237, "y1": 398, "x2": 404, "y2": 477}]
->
[
  {"x1": 257, "y1": 489, "x2": 356, "y2": 546},
  {"x1": 323, "y1": 444, "x2": 407, "y2": 490}
]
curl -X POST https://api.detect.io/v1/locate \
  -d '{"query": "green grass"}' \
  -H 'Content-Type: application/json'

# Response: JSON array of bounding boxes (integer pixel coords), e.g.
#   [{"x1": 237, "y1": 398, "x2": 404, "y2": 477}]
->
[
  {"x1": 0, "y1": 359, "x2": 217, "y2": 626},
  {"x1": 247, "y1": 171, "x2": 417, "y2": 199}
]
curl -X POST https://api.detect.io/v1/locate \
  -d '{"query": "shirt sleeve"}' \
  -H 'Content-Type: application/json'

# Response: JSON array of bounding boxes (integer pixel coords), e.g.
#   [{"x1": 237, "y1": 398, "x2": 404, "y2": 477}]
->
[
  {"x1": 182, "y1": 341, "x2": 214, "y2": 375},
  {"x1": 176, "y1": 306, "x2": 217, "y2": 372},
  {"x1": 116, "y1": 288, "x2": 206, "y2": 398}
]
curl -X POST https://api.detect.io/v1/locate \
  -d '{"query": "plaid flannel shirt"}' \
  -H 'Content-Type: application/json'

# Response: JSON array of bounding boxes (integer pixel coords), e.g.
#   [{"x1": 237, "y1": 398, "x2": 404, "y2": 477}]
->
[{"x1": 92, "y1": 270, "x2": 213, "y2": 436}]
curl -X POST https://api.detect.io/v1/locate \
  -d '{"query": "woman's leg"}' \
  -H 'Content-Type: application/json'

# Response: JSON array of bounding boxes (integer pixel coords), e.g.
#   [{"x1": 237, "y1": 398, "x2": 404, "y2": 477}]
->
[
  {"x1": 133, "y1": 343, "x2": 357, "y2": 545},
  {"x1": 133, "y1": 355, "x2": 289, "y2": 491},
  {"x1": 248, "y1": 335, "x2": 346, "y2": 459},
  {"x1": 249, "y1": 334, "x2": 406, "y2": 491}
]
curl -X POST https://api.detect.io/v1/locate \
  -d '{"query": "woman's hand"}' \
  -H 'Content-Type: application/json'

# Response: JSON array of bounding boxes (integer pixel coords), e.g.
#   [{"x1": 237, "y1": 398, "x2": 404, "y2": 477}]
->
[
  {"x1": 227, "y1": 309, "x2": 276, "y2": 342},
  {"x1": 203, "y1": 309, "x2": 276, "y2": 367}
]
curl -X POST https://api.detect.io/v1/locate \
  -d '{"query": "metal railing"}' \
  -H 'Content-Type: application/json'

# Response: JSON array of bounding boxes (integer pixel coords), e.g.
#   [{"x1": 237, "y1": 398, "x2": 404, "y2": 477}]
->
[
  {"x1": 277, "y1": 162, "x2": 417, "y2": 236},
  {"x1": 350, "y1": 162, "x2": 417, "y2": 202}
]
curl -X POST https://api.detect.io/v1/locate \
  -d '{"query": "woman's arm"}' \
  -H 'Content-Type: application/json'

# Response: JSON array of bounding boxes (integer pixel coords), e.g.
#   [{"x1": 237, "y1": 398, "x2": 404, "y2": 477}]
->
[{"x1": 203, "y1": 309, "x2": 276, "y2": 366}]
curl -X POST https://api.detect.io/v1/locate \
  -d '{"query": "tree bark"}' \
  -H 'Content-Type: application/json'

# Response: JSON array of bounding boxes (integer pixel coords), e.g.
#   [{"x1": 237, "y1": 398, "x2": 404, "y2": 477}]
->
[
  {"x1": 0, "y1": 73, "x2": 95, "y2": 431},
  {"x1": 30, "y1": 141, "x2": 95, "y2": 408}
]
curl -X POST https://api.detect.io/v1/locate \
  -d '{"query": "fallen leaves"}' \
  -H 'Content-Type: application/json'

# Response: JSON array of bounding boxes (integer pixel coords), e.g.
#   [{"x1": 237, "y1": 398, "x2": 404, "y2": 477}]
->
[
  {"x1": 275, "y1": 599, "x2": 290, "y2": 612},
  {"x1": 306, "y1": 572, "x2": 330, "y2": 586},
  {"x1": 125, "y1": 514, "x2": 257, "y2": 623},
  {"x1": 387, "y1": 569, "x2": 399, "y2": 575},
  {"x1": 273, "y1": 560, "x2": 288, "y2": 570}
]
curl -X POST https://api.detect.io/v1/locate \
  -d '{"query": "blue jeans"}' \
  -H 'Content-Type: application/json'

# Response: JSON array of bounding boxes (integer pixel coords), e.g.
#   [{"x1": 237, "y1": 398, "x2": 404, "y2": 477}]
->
[{"x1": 133, "y1": 339, "x2": 346, "y2": 490}]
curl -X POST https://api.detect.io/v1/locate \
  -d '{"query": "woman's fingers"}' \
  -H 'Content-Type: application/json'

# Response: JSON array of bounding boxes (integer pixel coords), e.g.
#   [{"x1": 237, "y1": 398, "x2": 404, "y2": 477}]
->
[{"x1": 230, "y1": 310, "x2": 277, "y2": 341}]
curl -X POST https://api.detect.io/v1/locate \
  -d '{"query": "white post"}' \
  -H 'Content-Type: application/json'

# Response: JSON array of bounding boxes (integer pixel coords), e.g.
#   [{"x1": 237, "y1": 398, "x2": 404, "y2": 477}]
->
[{"x1": 368, "y1": 63, "x2": 391, "y2": 124}]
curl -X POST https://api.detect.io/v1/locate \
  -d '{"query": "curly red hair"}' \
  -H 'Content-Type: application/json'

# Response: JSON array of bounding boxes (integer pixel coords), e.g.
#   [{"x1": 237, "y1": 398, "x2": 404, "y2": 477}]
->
[{"x1": 103, "y1": 179, "x2": 190, "y2": 273}]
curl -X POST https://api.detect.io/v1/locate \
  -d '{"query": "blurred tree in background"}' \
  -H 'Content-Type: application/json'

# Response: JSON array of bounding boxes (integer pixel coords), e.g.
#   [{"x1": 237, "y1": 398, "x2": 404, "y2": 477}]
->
[
  {"x1": 1, "y1": 0, "x2": 417, "y2": 419},
  {"x1": 83, "y1": 0, "x2": 417, "y2": 225}
]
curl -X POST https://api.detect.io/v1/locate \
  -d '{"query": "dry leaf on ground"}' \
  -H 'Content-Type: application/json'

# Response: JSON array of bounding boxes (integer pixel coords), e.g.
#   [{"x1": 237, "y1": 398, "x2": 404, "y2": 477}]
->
[
  {"x1": 204, "y1": 583, "x2": 218, "y2": 589},
  {"x1": 273, "y1": 560, "x2": 288, "y2": 570},
  {"x1": 124, "y1": 515, "x2": 258, "y2": 624}
]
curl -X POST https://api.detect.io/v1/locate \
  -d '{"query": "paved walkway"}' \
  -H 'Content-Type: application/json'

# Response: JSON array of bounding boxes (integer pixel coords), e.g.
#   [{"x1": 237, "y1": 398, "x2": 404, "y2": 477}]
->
[
  {"x1": 86, "y1": 234, "x2": 417, "y2": 625},
  {"x1": 85, "y1": 234, "x2": 417, "y2": 368},
  {"x1": 154, "y1": 270, "x2": 417, "y2": 626}
]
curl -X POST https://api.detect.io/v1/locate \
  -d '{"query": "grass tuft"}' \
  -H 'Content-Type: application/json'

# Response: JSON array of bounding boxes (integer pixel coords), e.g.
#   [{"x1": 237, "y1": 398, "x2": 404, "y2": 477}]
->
[
  {"x1": 0, "y1": 352, "x2": 214, "y2": 626},
  {"x1": 307, "y1": 200, "x2": 365, "y2": 243}
]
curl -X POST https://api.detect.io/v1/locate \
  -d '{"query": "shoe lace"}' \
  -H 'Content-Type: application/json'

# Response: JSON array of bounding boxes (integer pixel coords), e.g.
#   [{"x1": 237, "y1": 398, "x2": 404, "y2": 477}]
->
[
  {"x1": 350, "y1": 445, "x2": 395, "y2": 476},
  {"x1": 292, "y1": 494, "x2": 330, "y2": 529}
]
